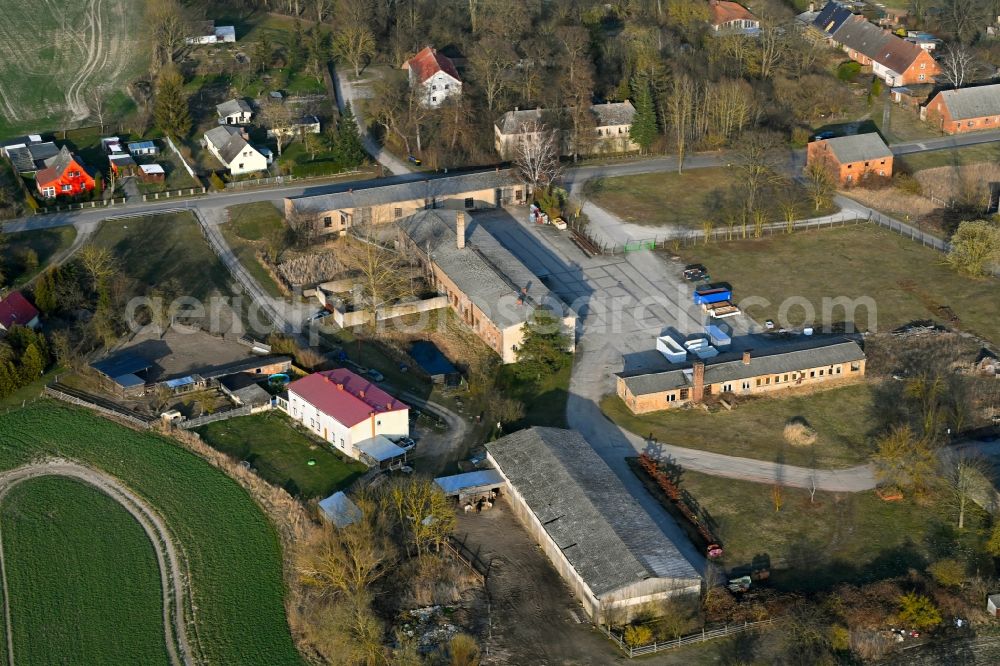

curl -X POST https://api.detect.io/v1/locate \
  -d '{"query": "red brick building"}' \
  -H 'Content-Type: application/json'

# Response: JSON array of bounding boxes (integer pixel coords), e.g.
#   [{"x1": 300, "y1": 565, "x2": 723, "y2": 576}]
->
[
  {"x1": 922, "y1": 84, "x2": 1000, "y2": 134},
  {"x1": 806, "y1": 133, "x2": 893, "y2": 186},
  {"x1": 34, "y1": 146, "x2": 94, "y2": 199}
]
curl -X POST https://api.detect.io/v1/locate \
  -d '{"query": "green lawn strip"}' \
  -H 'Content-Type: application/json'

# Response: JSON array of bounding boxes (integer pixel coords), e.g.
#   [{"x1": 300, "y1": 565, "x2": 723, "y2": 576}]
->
[
  {"x1": 2, "y1": 477, "x2": 168, "y2": 666},
  {"x1": 0, "y1": 226, "x2": 76, "y2": 286},
  {"x1": 501, "y1": 362, "x2": 571, "y2": 429},
  {"x1": 679, "y1": 469, "x2": 989, "y2": 593},
  {"x1": 603, "y1": 383, "x2": 874, "y2": 469},
  {"x1": 89, "y1": 212, "x2": 232, "y2": 301},
  {"x1": 0, "y1": 367, "x2": 62, "y2": 410},
  {"x1": 899, "y1": 142, "x2": 1000, "y2": 172},
  {"x1": 194, "y1": 412, "x2": 367, "y2": 499},
  {"x1": 583, "y1": 168, "x2": 834, "y2": 230},
  {"x1": 0, "y1": 402, "x2": 303, "y2": 664},
  {"x1": 222, "y1": 203, "x2": 285, "y2": 298},
  {"x1": 678, "y1": 224, "x2": 1000, "y2": 344}
]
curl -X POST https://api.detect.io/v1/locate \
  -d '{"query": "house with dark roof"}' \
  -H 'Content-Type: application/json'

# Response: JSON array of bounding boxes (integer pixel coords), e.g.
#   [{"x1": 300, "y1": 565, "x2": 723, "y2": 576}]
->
[
  {"x1": 3, "y1": 137, "x2": 59, "y2": 174},
  {"x1": 922, "y1": 84, "x2": 1000, "y2": 134},
  {"x1": 397, "y1": 209, "x2": 575, "y2": 363},
  {"x1": 402, "y1": 46, "x2": 462, "y2": 108},
  {"x1": 202, "y1": 125, "x2": 268, "y2": 175},
  {"x1": 216, "y1": 99, "x2": 253, "y2": 125},
  {"x1": 806, "y1": 133, "x2": 893, "y2": 185},
  {"x1": 284, "y1": 169, "x2": 527, "y2": 235},
  {"x1": 34, "y1": 146, "x2": 95, "y2": 198},
  {"x1": 494, "y1": 101, "x2": 638, "y2": 159},
  {"x1": 709, "y1": 0, "x2": 760, "y2": 34},
  {"x1": 617, "y1": 340, "x2": 866, "y2": 414},
  {"x1": 282, "y1": 368, "x2": 410, "y2": 462},
  {"x1": 486, "y1": 427, "x2": 702, "y2": 623},
  {"x1": 0, "y1": 292, "x2": 40, "y2": 332},
  {"x1": 814, "y1": 2, "x2": 939, "y2": 85}
]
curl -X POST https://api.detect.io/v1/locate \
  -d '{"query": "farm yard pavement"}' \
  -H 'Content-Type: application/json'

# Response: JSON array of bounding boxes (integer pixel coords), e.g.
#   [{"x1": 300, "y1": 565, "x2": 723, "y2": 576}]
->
[{"x1": 0, "y1": 460, "x2": 193, "y2": 666}]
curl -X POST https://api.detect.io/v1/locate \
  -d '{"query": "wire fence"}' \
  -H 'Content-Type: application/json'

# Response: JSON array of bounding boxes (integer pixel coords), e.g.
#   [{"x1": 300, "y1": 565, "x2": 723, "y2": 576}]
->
[{"x1": 600, "y1": 618, "x2": 777, "y2": 657}]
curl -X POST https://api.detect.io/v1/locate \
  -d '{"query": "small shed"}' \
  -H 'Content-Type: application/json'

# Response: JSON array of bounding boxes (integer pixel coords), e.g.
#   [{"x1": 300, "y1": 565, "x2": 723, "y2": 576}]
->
[
  {"x1": 318, "y1": 491, "x2": 363, "y2": 528},
  {"x1": 128, "y1": 140, "x2": 159, "y2": 156},
  {"x1": 139, "y1": 163, "x2": 166, "y2": 183},
  {"x1": 434, "y1": 469, "x2": 504, "y2": 503},
  {"x1": 91, "y1": 353, "x2": 153, "y2": 396},
  {"x1": 357, "y1": 435, "x2": 407, "y2": 469},
  {"x1": 109, "y1": 153, "x2": 138, "y2": 176},
  {"x1": 410, "y1": 340, "x2": 460, "y2": 385},
  {"x1": 989, "y1": 594, "x2": 1000, "y2": 617}
]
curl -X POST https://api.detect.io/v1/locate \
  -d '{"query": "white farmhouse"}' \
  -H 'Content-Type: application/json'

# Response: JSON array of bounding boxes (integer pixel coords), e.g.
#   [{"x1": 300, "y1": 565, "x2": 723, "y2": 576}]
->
[
  {"x1": 216, "y1": 99, "x2": 253, "y2": 126},
  {"x1": 282, "y1": 368, "x2": 410, "y2": 465},
  {"x1": 202, "y1": 125, "x2": 268, "y2": 176},
  {"x1": 402, "y1": 47, "x2": 462, "y2": 108}
]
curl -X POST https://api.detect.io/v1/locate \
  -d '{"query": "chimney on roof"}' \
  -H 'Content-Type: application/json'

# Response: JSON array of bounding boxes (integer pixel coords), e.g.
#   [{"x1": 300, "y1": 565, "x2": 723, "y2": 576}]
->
[
  {"x1": 742, "y1": 349, "x2": 752, "y2": 366},
  {"x1": 359, "y1": 389, "x2": 366, "y2": 399},
  {"x1": 336, "y1": 382, "x2": 345, "y2": 391},
  {"x1": 456, "y1": 212, "x2": 466, "y2": 249},
  {"x1": 692, "y1": 361, "x2": 705, "y2": 403}
]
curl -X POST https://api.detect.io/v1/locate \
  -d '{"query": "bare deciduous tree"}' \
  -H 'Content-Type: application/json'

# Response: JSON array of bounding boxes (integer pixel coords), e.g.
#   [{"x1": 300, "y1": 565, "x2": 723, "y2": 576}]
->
[
  {"x1": 148, "y1": 0, "x2": 193, "y2": 68},
  {"x1": 343, "y1": 222, "x2": 411, "y2": 323},
  {"x1": 804, "y1": 160, "x2": 836, "y2": 212},
  {"x1": 941, "y1": 451, "x2": 992, "y2": 529},
  {"x1": 667, "y1": 73, "x2": 695, "y2": 174},
  {"x1": 939, "y1": 43, "x2": 981, "y2": 89},
  {"x1": 78, "y1": 245, "x2": 118, "y2": 287},
  {"x1": 334, "y1": 23, "x2": 376, "y2": 78},
  {"x1": 258, "y1": 98, "x2": 295, "y2": 156},
  {"x1": 469, "y1": 36, "x2": 517, "y2": 112},
  {"x1": 513, "y1": 120, "x2": 561, "y2": 193}
]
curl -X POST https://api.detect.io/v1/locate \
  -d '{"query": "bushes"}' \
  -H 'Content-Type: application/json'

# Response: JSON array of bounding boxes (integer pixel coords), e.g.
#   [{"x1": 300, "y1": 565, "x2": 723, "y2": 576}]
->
[
  {"x1": 209, "y1": 172, "x2": 226, "y2": 191},
  {"x1": 897, "y1": 592, "x2": 941, "y2": 630},
  {"x1": 623, "y1": 624, "x2": 653, "y2": 647},
  {"x1": 927, "y1": 559, "x2": 965, "y2": 588},
  {"x1": 784, "y1": 417, "x2": 818, "y2": 447},
  {"x1": 837, "y1": 61, "x2": 861, "y2": 81}
]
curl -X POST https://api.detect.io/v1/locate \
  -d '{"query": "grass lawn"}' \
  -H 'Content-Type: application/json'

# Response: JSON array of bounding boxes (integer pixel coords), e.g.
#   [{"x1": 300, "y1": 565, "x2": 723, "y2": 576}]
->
[
  {"x1": 871, "y1": 96, "x2": 942, "y2": 144},
  {"x1": 0, "y1": 367, "x2": 62, "y2": 410},
  {"x1": 2, "y1": 477, "x2": 167, "y2": 665},
  {"x1": 194, "y1": 412, "x2": 367, "y2": 499},
  {"x1": 0, "y1": 226, "x2": 76, "y2": 286},
  {"x1": 0, "y1": 402, "x2": 302, "y2": 664},
  {"x1": 583, "y1": 168, "x2": 834, "y2": 229},
  {"x1": 604, "y1": 383, "x2": 874, "y2": 468},
  {"x1": 899, "y1": 142, "x2": 1000, "y2": 172},
  {"x1": 679, "y1": 469, "x2": 990, "y2": 592},
  {"x1": 223, "y1": 202, "x2": 285, "y2": 297},
  {"x1": 90, "y1": 212, "x2": 232, "y2": 301},
  {"x1": 680, "y1": 224, "x2": 1000, "y2": 343}
]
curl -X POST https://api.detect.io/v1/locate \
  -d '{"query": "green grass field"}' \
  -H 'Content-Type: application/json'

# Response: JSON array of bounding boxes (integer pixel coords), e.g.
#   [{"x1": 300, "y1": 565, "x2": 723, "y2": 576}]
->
[
  {"x1": 0, "y1": 226, "x2": 76, "y2": 286},
  {"x1": 0, "y1": 2, "x2": 147, "y2": 138},
  {"x1": 1, "y1": 476, "x2": 168, "y2": 665},
  {"x1": 604, "y1": 383, "x2": 875, "y2": 468},
  {"x1": 0, "y1": 402, "x2": 303, "y2": 664},
  {"x1": 583, "y1": 168, "x2": 835, "y2": 229},
  {"x1": 680, "y1": 469, "x2": 990, "y2": 592},
  {"x1": 90, "y1": 212, "x2": 232, "y2": 301},
  {"x1": 222, "y1": 203, "x2": 286, "y2": 298},
  {"x1": 195, "y1": 412, "x2": 367, "y2": 499},
  {"x1": 680, "y1": 224, "x2": 1000, "y2": 343}
]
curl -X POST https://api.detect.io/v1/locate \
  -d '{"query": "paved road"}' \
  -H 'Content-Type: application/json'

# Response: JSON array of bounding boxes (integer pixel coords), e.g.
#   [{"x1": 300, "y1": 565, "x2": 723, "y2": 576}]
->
[
  {"x1": 0, "y1": 460, "x2": 194, "y2": 666},
  {"x1": 890, "y1": 128, "x2": 1000, "y2": 155}
]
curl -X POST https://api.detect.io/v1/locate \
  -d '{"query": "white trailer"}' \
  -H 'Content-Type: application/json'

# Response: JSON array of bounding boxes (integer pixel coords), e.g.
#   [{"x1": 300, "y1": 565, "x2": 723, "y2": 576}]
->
[{"x1": 655, "y1": 335, "x2": 687, "y2": 363}]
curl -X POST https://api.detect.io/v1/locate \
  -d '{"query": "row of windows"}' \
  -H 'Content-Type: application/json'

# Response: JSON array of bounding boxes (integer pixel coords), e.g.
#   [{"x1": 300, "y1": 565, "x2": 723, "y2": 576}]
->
[{"x1": 659, "y1": 362, "x2": 862, "y2": 404}]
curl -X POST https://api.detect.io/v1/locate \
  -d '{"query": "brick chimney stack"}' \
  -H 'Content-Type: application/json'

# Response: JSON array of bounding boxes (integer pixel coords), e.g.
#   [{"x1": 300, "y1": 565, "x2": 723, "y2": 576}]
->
[
  {"x1": 692, "y1": 361, "x2": 705, "y2": 403},
  {"x1": 742, "y1": 349, "x2": 752, "y2": 366},
  {"x1": 456, "y1": 212, "x2": 466, "y2": 249}
]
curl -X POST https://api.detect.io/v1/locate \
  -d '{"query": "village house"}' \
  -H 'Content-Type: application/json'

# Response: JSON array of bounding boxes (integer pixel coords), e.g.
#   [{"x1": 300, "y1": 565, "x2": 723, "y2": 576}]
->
[
  {"x1": 280, "y1": 368, "x2": 410, "y2": 466},
  {"x1": 494, "y1": 101, "x2": 638, "y2": 159},
  {"x1": 284, "y1": 169, "x2": 527, "y2": 236},
  {"x1": 617, "y1": 341, "x2": 866, "y2": 414},
  {"x1": 127, "y1": 140, "x2": 159, "y2": 157},
  {"x1": 186, "y1": 20, "x2": 236, "y2": 45},
  {"x1": 813, "y1": 2, "x2": 939, "y2": 85},
  {"x1": 216, "y1": 99, "x2": 253, "y2": 125},
  {"x1": 708, "y1": 0, "x2": 760, "y2": 34},
  {"x1": 485, "y1": 427, "x2": 701, "y2": 623},
  {"x1": 922, "y1": 84, "x2": 1000, "y2": 134},
  {"x1": 34, "y1": 146, "x2": 95, "y2": 199},
  {"x1": 202, "y1": 125, "x2": 268, "y2": 176},
  {"x1": 0, "y1": 292, "x2": 40, "y2": 332},
  {"x1": 806, "y1": 132, "x2": 893, "y2": 185},
  {"x1": 3, "y1": 137, "x2": 59, "y2": 175},
  {"x1": 139, "y1": 164, "x2": 166, "y2": 184},
  {"x1": 402, "y1": 46, "x2": 462, "y2": 108},
  {"x1": 397, "y1": 209, "x2": 576, "y2": 364}
]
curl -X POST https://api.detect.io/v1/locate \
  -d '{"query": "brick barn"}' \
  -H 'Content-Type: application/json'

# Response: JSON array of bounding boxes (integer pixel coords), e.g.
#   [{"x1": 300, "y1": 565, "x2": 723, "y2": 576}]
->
[
  {"x1": 806, "y1": 133, "x2": 893, "y2": 185},
  {"x1": 922, "y1": 84, "x2": 1000, "y2": 134}
]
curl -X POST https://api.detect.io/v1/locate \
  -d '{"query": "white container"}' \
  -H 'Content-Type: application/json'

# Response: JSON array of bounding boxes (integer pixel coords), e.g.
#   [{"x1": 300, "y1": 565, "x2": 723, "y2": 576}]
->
[
  {"x1": 705, "y1": 324, "x2": 731, "y2": 351},
  {"x1": 694, "y1": 345, "x2": 719, "y2": 360},
  {"x1": 656, "y1": 335, "x2": 687, "y2": 363}
]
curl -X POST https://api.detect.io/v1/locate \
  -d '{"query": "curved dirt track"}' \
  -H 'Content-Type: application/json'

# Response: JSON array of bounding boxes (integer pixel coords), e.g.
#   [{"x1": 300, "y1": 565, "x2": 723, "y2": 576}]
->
[{"x1": 0, "y1": 460, "x2": 193, "y2": 666}]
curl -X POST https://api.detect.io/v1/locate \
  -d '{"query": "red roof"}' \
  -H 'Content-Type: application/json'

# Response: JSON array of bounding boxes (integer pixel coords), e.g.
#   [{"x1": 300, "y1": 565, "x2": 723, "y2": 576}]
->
[
  {"x1": 0, "y1": 292, "x2": 40, "y2": 329},
  {"x1": 288, "y1": 368, "x2": 408, "y2": 427},
  {"x1": 404, "y1": 47, "x2": 461, "y2": 84},
  {"x1": 710, "y1": 0, "x2": 757, "y2": 26}
]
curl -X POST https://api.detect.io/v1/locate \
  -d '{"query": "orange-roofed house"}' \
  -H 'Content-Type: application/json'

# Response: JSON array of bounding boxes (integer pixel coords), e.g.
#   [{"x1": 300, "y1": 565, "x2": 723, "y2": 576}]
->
[
  {"x1": 709, "y1": 0, "x2": 760, "y2": 34},
  {"x1": 283, "y1": 368, "x2": 410, "y2": 462},
  {"x1": 34, "y1": 146, "x2": 95, "y2": 199},
  {"x1": 402, "y1": 46, "x2": 462, "y2": 108}
]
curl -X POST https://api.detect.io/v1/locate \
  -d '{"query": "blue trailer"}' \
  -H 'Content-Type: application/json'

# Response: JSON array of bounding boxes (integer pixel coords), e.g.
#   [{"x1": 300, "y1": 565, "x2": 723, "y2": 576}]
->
[{"x1": 694, "y1": 286, "x2": 732, "y2": 305}]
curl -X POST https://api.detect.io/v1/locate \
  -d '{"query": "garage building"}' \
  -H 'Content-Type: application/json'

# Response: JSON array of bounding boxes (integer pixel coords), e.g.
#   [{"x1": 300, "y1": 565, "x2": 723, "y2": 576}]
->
[{"x1": 486, "y1": 427, "x2": 702, "y2": 623}]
